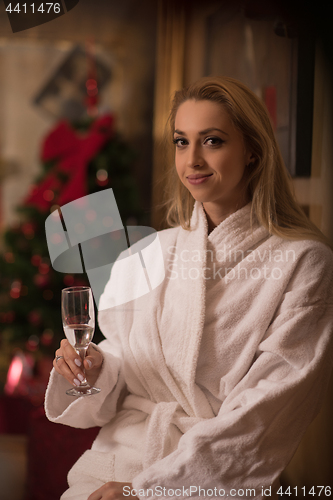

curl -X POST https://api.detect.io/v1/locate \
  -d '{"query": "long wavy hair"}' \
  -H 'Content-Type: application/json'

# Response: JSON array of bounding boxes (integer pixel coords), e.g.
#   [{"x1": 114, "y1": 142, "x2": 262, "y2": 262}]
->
[{"x1": 163, "y1": 76, "x2": 331, "y2": 247}]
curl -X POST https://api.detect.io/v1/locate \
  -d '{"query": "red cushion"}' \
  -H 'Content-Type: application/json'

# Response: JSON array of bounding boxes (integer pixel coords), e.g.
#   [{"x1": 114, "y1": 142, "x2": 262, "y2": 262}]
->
[
  {"x1": 25, "y1": 406, "x2": 99, "y2": 500},
  {"x1": 0, "y1": 395, "x2": 34, "y2": 434}
]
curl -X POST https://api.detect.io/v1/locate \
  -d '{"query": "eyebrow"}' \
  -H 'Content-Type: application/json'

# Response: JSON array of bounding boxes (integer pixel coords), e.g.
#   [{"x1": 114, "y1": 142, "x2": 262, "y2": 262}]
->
[{"x1": 174, "y1": 127, "x2": 229, "y2": 136}]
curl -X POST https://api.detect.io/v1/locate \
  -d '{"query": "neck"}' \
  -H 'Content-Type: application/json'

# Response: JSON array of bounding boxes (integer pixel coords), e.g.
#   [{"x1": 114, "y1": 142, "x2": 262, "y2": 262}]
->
[{"x1": 203, "y1": 197, "x2": 250, "y2": 234}]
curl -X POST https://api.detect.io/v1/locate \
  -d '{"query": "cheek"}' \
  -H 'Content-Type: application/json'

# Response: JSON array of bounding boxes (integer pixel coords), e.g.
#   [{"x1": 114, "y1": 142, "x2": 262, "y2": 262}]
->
[
  {"x1": 225, "y1": 150, "x2": 247, "y2": 174},
  {"x1": 175, "y1": 153, "x2": 183, "y2": 177},
  {"x1": 213, "y1": 154, "x2": 246, "y2": 184}
]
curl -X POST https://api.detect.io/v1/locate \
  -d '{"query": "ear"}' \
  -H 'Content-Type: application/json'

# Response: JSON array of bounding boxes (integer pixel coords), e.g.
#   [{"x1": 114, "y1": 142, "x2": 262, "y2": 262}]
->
[{"x1": 245, "y1": 151, "x2": 256, "y2": 166}]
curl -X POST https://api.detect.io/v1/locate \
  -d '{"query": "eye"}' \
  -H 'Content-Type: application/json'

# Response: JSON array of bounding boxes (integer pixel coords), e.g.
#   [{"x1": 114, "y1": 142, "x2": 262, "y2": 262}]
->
[
  {"x1": 173, "y1": 137, "x2": 188, "y2": 147},
  {"x1": 204, "y1": 136, "x2": 224, "y2": 147}
]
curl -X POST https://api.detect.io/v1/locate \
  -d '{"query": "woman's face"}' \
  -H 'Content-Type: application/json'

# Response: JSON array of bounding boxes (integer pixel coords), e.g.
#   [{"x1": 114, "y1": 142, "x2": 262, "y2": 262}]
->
[{"x1": 174, "y1": 99, "x2": 253, "y2": 216}]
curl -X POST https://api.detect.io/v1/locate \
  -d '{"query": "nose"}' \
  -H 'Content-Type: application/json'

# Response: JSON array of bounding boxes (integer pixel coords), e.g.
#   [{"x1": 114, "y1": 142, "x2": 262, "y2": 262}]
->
[{"x1": 186, "y1": 143, "x2": 204, "y2": 169}]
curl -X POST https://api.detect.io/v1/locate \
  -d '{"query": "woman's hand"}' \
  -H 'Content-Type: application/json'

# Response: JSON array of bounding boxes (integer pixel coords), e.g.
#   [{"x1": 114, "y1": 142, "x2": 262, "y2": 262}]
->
[
  {"x1": 88, "y1": 482, "x2": 138, "y2": 499},
  {"x1": 53, "y1": 339, "x2": 103, "y2": 388}
]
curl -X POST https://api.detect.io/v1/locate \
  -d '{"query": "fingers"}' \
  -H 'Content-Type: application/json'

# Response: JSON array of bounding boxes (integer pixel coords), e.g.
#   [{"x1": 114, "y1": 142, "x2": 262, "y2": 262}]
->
[
  {"x1": 53, "y1": 339, "x2": 85, "y2": 387},
  {"x1": 87, "y1": 482, "x2": 136, "y2": 500},
  {"x1": 83, "y1": 343, "x2": 104, "y2": 387},
  {"x1": 53, "y1": 340, "x2": 104, "y2": 388},
  {"x1": 84, "y1": 343, "x2": 103, "y2": 371}
]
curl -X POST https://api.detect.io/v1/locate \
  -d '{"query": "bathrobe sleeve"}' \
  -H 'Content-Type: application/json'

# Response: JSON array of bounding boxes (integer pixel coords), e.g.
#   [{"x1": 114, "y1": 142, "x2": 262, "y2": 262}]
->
[{"x1": 132, "y1": 243, "x2": 333, "y2": 497}]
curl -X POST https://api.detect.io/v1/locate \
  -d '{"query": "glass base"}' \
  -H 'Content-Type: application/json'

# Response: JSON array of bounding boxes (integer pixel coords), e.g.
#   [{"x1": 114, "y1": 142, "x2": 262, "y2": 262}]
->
[{"x1": 66, "y1": 386, "x2": 101, "y2": 397}]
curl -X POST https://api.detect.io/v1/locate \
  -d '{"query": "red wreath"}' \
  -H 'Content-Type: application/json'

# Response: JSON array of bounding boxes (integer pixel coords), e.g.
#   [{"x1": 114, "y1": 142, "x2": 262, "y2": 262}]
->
[{"x1": 25, "y1": 114, "x2": 114, "y2": 211}]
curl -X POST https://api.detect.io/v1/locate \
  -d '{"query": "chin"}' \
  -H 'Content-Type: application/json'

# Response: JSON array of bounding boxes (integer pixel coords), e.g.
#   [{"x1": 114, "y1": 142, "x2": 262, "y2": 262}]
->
[
  {"x1": 189, "y1": 193, "x2": 210, "y2": 203},
  {"x1": 188, "y1": 189, "x2": 220, "y2": 204}
]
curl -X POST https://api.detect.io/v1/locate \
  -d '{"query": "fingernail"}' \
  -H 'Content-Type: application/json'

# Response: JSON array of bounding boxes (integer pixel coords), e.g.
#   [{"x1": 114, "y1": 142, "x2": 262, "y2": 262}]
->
[
  {"x1": 77, "y1": 373, "x2": 85, "y2": 382},
  {"x1": 74, "y1": 358, "x2": 81, "y2": 367},
  {"x1": 86, "y1": 359, "x2": 92, "y2": 369},
  {"x1": 73, "y1": 378, "x2": 80, "y2": 386}
]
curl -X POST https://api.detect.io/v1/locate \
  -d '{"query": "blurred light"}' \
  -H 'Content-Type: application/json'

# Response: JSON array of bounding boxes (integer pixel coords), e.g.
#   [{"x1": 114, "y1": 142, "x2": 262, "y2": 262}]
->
[
  {"x1": 85, "y1": 209, "x2": 97, "y2": 222},
  {"x1": 26, "y1": 335, "x2": 39, "y2": 352},
  {"x1": 96, "y1": 169, "x2": 108, "y2": 182},
  {"x1": 22, "y1": 223, "x2": 35, "y2": 239},
  {"x1": 51, "y1": 232, "x2": 64, "y2": 244},
  {"x1": 63, "y1": 274, "x2": 74, "y2": 286},
  {"x1": 4, "y1": 355, "x2": 24, "y2": 395},
  {"x1": 102, "y1": 216, "x2": 113, "y2": 228},
  {"x1": 10, "y1": 280, "x2": 21, "y2": 299},
  {"x1": 86, "y1": 79, "x2": 97, "y2": 90},
  {"x1": 41, "y1": 329, "x2": 54, "y2": 346},
  {"x1": 4, "y1": 252, "x2": 15, "y2": 263},
  {"x1": 34, "y1": 274, "x2": 46, "y2": 286},
  {"x1": 39, "y1": 263, "x2": 50, "y2": 275},
  {"x1": 43, "y1": 190, "x2": 54, "y2": 201},
  {"x1": 31, "y1": 254, "x2": 42, "y2": 266}
]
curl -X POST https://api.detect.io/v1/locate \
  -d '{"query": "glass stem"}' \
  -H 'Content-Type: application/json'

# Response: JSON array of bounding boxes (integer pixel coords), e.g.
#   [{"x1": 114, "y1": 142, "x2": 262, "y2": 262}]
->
[{"x1": 76, "y1": 347, "x2": 89, "y2": 387}]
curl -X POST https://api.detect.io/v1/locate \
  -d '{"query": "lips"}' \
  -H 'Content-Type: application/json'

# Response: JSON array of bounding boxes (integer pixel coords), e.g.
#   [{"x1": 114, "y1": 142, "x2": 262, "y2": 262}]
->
[
  {"x1": 186, "y1": 173, "x2": 213, "y2": 185},
  {"x1": 187, "y1": 173, "x2": 212, "y2": 179}
]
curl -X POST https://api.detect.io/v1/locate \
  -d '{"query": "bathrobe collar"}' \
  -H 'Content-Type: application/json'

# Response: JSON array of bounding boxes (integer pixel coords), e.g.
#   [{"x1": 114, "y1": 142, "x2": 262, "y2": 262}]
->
[{"x1": 174, "y1": 201, "x2": 270, "y2": 411}]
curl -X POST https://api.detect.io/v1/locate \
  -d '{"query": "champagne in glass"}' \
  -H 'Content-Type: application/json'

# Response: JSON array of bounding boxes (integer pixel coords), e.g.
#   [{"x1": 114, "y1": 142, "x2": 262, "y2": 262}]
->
[{"x1": 61, "y1": 286, "x2": 100, "y2": 396}]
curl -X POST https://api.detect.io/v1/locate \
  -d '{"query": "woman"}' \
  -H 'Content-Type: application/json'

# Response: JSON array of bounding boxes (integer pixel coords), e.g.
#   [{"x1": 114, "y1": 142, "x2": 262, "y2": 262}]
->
[{"x1": 45, "y1": 77, "x2": 333, "y2": 500}]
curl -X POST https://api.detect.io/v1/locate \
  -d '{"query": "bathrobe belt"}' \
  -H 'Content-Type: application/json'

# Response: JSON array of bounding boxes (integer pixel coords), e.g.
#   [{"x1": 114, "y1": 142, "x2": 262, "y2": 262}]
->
[{"x1": 122, "y1": 394, "x2": 208, "y2": 468}]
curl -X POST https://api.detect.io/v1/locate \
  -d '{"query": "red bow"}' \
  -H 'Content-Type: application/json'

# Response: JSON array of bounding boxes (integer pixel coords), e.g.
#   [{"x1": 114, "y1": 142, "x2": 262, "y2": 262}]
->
[{"x1": 25, "y1": 114, "x2": 114, "y2": 211}]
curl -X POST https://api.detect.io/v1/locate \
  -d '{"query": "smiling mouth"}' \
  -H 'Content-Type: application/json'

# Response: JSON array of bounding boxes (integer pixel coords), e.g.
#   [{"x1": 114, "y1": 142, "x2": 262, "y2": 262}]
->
[
  {"x1": 186, "y1": 173, "x2": 213, "y2": 185},
  {"x1": 187, "y1": 173, "x2": 213, "y2": 179}
]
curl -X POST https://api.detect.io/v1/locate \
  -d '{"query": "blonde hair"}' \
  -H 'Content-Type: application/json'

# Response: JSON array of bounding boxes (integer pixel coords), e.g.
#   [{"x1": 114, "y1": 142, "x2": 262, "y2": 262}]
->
[{"x1": 163, "y1": 76, "x2": 331, "y2": 247}]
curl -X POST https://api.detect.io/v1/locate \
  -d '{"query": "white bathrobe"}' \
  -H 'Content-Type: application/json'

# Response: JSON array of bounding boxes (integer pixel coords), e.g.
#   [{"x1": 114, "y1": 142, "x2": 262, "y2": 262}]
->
[{"x1": 45, "y1": 202, "x2": 333, "y2": 500}]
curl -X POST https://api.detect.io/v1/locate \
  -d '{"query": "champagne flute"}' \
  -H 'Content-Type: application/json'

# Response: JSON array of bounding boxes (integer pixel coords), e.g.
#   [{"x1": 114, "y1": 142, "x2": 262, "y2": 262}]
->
[{"x1": 61, "y1": 286, "x2": 100, "y2": 396}]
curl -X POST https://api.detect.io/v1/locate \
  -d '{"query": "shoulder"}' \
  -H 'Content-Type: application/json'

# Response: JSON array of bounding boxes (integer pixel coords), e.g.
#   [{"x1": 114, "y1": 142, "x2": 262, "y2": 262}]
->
[
  {"x1": 272, "y1": 237, "x2": 333, "y2": 301},
  {"x1": 267, "y1": 233, "x2": 332, "y2": 260},
  {"x1": 276, "y1": 237, "x2": 333, "y2": 270}
]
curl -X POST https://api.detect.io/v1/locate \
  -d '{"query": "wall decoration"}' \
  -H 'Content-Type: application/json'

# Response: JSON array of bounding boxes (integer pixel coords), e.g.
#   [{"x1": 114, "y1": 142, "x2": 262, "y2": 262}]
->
[{"x1": 33, "y1": 45, "x2": 112, "y2": 121}]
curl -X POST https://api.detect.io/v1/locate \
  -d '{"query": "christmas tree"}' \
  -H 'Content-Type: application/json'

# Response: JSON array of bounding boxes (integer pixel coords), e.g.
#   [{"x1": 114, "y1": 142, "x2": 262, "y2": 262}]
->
[{"x1": 0, "y1": 113, "x2": 143, "y2": 389}]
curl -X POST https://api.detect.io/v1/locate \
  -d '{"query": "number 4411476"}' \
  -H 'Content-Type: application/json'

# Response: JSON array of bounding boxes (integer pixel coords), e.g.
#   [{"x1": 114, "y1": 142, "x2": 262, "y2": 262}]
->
[
  {"x1": 5, "y1": 3, "x2": 61, "y2": 14},
  {"x1": 278, "y1": 486, "x2": 331, "y2": 496}
]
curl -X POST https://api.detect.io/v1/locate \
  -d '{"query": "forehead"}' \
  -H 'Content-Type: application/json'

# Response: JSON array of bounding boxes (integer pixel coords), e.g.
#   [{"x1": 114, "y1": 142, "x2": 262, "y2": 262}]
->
[{"x1": 174, "y1": 99, "x2": 233, "y2": 130}]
